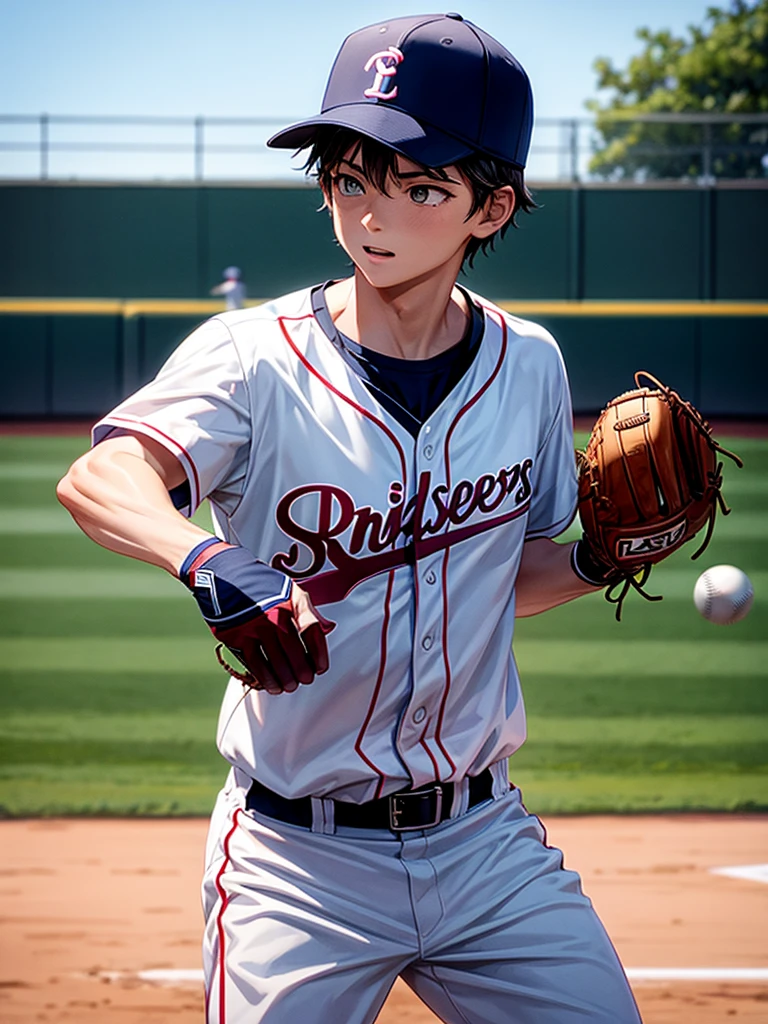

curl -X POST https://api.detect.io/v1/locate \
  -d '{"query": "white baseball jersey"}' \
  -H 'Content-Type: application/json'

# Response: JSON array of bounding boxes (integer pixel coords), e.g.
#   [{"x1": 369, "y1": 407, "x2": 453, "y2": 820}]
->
[{"x1": 93, "y1": 285, "x2": 577, "y2": 804}]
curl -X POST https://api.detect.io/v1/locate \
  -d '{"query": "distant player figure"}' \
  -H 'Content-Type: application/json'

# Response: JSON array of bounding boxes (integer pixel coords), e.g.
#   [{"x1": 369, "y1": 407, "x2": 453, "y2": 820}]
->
[
  {"x1": 57, "y1": 13, "x2": 643, "y2": 1024},
  {"x1": 210, "y1": 265, "x2": 246, "y2": 310}
]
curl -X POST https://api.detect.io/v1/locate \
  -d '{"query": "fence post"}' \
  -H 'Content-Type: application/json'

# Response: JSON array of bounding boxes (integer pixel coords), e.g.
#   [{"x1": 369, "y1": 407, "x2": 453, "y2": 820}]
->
[
  {"x1": 702, "y1": 121, "x2": 713, "y2": 184},
  {"x1": 569, "y1": 118, "x2": 580, "y2": 182},
  {"x1": 40, "y1": 113, "x2": 49, "y2": 180},
  {"x1": 568, "y1": 186, "x2": 583, "y2": 300},
  {"x1": 194, "y1": 116, "x2": 204, "y2": 181}
]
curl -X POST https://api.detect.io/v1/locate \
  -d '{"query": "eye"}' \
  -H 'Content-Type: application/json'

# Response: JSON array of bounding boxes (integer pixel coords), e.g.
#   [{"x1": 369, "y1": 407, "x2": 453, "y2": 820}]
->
[
  {"x1": 334, "y1": 174, "x2": 365, "y2": 197},
  {"x1": 409, "y1": 184, "x2": 450, "y2": 206}
]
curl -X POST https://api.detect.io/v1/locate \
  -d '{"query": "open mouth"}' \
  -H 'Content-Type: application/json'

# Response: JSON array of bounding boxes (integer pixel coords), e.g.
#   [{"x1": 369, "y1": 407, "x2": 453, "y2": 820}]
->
[{"x1": 363, "y1": 245, "x2": 395, "y2": 258}]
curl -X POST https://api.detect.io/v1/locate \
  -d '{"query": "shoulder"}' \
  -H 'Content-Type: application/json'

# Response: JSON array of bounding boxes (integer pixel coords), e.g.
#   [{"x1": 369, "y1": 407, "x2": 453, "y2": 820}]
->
[
  {"x1": 216, "y1": 286, "x2": 315, "y2": 333},
  {"x1": 468, "y1": 290, "x2": 567, "y2": 375},
  {"x1": 152, "y1": 288, "x2": 318, "y2": 382},
  {"x1": 470, "y1": 292, "x2": 557, "y2": 345},
  {"x1": 202, "y1": 286, "x2": 321, "y2": 360}
]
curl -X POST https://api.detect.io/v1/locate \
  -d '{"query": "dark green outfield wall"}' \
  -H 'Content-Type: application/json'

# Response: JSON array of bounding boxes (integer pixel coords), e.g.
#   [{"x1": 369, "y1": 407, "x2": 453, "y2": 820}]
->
[
  {"x1": 2, "y1": 307, "x2": 765, "y2": 418},
  {"x1": 0, "y1": 181, "x2": 766, "y2": 417},
  {"x1": 0, "y1": 184, "x2": 348, "y2": 300},
  {"x1": 2, "y1": 181, "x2": 767, "y2": 301}
]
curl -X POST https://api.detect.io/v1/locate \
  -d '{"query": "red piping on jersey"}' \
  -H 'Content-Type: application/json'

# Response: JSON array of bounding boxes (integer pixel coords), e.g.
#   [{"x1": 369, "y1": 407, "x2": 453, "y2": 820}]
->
[
  {"x1": 277, "y1": 314, "x2": 408, "y2": 484},
  {"x1": 420, "y1": 726, "x2": 442, "y2": 780},
  {"x1": 353, "y1": 569, "x2": 395, "y2": 798},
  {"x1": 103, "y1": 415, "x2": 202, "y2": 512},
  {"x1": 278, "y1": 314, "x2": 406, "y2": 794},
  {"x1": 433, "y1": 309, "x2": 509, "y2": 775},
  {"x1": 434, "y1": 553, "x2": 456, "y2": 775},
  {"x1": 209, "y1": 808, "x2": 240, "y2": 1024}
]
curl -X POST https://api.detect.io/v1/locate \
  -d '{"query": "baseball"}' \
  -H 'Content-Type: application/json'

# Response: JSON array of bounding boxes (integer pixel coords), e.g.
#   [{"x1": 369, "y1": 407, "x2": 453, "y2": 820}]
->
[{"x1": 693, "y1": 565, "x2": 754, "y2": 625}]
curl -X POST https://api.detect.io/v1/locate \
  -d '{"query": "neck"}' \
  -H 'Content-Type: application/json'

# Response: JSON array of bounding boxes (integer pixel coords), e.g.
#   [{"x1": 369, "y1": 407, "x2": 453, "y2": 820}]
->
[{"x1": 327, "y1": 260, "x2": 469, "y2": 360}]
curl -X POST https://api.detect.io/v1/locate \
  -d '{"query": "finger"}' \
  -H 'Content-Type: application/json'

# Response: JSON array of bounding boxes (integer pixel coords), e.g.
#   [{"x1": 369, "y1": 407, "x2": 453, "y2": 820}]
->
[
  {"x1": 274, "y1": 619, "x2": 317, "y2": 687},
  {"x1": 292, "y1": 585, "x2": 336, "y2": 636},
  {"x1": 214, "y1": 623, "x2": 290, "y2": 695},
  {"x1": 291, "y1": 587, "x2": 335, "y2": 675},
  {"x1": 241, "y1": 610, "x2": 299, "y2": 692},
  {"x1": 240, "y1": 642, "x2": 284, "y2": 695},
  {"x1": 259, "y1": 629, "x2": 307, "y2": 691},
  {"x1": 299, "y1": 621, "x2": 332, "y2": 676},
  {"x1": 263, "y1": 602, "x2": 316, "y2": 684}
]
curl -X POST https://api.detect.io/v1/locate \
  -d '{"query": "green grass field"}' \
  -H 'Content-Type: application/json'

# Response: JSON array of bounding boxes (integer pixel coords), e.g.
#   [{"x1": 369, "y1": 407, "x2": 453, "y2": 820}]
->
[{"x1": 0, "y1": 432, "x2": 765, "y2": 816}]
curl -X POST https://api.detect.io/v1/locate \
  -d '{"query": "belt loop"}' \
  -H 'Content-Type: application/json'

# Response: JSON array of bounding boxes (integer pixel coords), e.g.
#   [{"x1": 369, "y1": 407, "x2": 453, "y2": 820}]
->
[
  {"x1": 450, "y1": 777, "x2": 469, "y2": 819},
  {"x1": 310, "y1": 797, "x2": 336, "y2": 834},
  {"x1": 490, "y1": 759, "x2": 509, "y2": 799}
]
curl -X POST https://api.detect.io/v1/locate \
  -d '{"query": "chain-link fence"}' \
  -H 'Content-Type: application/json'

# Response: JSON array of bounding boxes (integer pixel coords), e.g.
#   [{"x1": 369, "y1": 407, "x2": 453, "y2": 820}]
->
[{"x1": 1, "y1": 112, "x2": 767, "y2": 184}]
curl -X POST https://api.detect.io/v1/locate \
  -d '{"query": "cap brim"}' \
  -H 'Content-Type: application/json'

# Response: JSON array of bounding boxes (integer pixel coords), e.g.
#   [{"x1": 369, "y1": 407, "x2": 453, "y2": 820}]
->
[{"x1": 267, "y1": 105, "x2": 475, "y2": 168}]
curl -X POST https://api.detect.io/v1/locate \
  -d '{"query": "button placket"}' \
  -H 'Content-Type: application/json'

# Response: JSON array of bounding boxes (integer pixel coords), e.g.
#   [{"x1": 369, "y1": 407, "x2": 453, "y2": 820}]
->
[{"x1": 403, "y1": 423, "x2": 445, "y2": 777}]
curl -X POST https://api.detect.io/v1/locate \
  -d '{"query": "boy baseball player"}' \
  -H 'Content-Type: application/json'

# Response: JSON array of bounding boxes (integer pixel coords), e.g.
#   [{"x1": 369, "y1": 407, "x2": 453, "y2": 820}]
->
[{"x1": 58, "y1": 13, "x2": 642, "y2": 1023}]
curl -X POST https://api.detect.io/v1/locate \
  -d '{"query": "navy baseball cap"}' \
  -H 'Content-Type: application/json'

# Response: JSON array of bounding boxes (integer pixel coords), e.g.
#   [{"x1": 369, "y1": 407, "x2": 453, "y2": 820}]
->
[{"x1": 267, "y1": 13, "x2": 534, "y2": 169}]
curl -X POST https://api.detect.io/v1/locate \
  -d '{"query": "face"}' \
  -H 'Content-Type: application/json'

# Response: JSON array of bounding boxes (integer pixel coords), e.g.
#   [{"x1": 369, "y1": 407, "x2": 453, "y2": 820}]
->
[{"x1": 326, "y1": 149, "x2": 511, "y2": 291}]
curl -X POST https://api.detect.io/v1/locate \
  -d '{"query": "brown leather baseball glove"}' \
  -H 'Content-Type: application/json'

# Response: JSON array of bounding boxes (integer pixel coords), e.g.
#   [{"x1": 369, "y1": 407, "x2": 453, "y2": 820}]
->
[{"x1": 573, "y1": 371, "x2": 743, "y2": 619}]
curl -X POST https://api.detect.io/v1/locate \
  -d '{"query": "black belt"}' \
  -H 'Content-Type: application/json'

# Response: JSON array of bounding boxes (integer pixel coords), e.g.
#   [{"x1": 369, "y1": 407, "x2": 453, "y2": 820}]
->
[{"x1": 246, "y1": 768, "x2": 496, "y2": 833}]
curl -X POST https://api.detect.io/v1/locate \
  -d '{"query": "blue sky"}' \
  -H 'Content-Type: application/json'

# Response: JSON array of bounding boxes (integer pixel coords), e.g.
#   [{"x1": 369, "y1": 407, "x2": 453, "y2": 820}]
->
[{"x1": 1, "y1": 0, "x2": 725, "y2": 180}]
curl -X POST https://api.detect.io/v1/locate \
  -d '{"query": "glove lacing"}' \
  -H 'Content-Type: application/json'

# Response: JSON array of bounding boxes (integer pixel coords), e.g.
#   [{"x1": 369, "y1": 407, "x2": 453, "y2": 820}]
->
[{"x1": 604, "y1": 563, "x2": 661, "y2": 622}]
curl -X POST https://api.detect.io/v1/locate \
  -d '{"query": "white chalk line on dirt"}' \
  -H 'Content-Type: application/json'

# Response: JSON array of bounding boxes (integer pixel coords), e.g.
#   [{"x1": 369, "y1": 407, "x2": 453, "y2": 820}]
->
[
  {"x1": 710, "y1": 863, "x2": 768, "y2": 885},
  {"x1": 99, "y1": 968, "x2": 768, "y2": 986},
  {"x1": 628, "y1": 969, "x2": 768, "y2": 982}
]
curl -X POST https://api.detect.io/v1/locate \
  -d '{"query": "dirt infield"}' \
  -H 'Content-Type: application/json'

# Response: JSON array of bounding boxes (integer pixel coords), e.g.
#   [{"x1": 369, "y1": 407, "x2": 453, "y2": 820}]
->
[{"x1": 0, "y1": 816, "x2": 766, "y2": 1023}]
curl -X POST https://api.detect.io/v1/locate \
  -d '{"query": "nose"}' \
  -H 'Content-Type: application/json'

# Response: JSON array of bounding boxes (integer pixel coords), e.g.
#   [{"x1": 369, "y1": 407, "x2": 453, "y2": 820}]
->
[
  {"x1": 360, "y1": 192, "x2": 386, "y2": 233},
  {"x1": 360, "y1": 210, "x2": 379, "y2": 233}
]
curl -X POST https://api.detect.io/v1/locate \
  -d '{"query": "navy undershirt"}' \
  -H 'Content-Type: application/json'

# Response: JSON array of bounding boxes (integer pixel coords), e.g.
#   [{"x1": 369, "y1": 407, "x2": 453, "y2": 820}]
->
[{"x1": 311, "y1": 283, "x2": 485, "y2": 438}]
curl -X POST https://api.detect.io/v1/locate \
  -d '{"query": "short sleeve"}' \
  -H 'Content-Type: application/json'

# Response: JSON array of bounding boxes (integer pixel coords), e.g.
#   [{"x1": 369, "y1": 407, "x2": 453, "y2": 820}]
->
[
  {"x1": 525, "y1": 345, "x2": 578, "y2": 540},
  {"x1": 92, "y1": 316, "x2": 251, "y2": 516}
]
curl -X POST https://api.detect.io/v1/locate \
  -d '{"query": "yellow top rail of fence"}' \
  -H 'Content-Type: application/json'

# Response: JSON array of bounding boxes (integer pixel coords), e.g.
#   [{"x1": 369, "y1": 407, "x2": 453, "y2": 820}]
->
[{"x1": 1, "y1": 298, "x2": 767, "y2": 317}]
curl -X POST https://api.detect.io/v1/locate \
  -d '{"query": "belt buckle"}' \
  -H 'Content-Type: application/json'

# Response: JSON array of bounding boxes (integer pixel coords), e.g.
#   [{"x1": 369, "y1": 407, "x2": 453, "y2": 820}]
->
[{"x1": 388, "y1": 785, "x2": 443, "y2": 832}]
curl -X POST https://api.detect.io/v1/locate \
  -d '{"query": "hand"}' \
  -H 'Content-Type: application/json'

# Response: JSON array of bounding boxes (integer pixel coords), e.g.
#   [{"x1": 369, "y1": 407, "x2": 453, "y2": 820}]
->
[
  {"x1": 180, "y1": 538, "x2": 335, "y2": 695},
  {"x1": 575, "y1": 371, "x2": 743, "y2": 620},
  {"x1": 214, "y1": 583, "x2": 335, "y2": 695}
]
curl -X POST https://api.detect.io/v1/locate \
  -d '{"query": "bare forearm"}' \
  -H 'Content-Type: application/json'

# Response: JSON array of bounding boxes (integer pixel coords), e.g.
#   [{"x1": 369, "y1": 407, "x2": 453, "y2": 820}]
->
[
  {"x1": 515, "y1": 537, "x2": 600, "y2": 617},
  {"x1": 56, "y1": 440, "x2": 211, "y2": 576}
]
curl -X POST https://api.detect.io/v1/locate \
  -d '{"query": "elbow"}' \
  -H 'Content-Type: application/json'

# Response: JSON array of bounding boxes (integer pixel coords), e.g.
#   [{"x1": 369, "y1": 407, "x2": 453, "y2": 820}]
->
[
  {"x1": 56, "y1": 469, "x2": 77, "y2": 513},
  {"x1": 56, "y1": 456, "x2": 92, "y2": 517}
]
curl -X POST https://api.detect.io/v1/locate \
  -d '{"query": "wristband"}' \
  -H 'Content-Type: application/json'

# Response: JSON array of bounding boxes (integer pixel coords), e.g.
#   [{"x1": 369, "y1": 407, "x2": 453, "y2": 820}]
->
[
  {"x1": 179, "y1": 537, "x2": 232, "y2": 584},
  {"x1": 180, "y1": 541, "x2": 292, "y2": 628},
  {"x1": 571, "y1": 536, "x2": 623, "y2": 588}
]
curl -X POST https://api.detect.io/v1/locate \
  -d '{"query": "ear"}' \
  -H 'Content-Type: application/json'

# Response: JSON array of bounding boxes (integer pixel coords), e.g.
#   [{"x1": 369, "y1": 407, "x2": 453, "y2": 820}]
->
[{"x1": 471, "y1": 186, "x2": 516, "y2": 240}]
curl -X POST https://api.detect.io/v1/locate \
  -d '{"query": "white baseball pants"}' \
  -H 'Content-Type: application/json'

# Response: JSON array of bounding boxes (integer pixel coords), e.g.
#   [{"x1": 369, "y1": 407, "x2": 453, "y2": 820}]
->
[{"x1": 202, "y1": 771, "x2": 642, "y2": 1023}]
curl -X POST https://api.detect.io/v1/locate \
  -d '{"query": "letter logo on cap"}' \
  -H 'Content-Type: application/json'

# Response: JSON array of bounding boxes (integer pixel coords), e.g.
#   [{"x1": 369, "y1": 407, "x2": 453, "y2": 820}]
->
[{"x1": 363, "y1": 47, "x2": 404, "y2": 101}]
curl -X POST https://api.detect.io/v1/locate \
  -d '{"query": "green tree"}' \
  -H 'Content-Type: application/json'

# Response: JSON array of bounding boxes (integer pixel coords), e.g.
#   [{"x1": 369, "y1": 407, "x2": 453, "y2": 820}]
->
[{"x1": 588, "y1": 0, "x2": 768, "y2": 180}]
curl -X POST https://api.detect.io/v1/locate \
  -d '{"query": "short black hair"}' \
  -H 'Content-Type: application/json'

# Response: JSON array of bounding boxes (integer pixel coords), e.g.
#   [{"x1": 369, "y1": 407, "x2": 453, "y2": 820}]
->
[{"x1": 300, "y1": 127, "x2": 536, "y2": 269}]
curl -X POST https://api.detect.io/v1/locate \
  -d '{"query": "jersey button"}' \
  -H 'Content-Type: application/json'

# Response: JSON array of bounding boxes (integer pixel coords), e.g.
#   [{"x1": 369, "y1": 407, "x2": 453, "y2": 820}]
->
[
  {"x1": 422, "y1": 635, "x2": 433, "y2": 651},
  {"x1": 412, "y1": 706, "x2": 427, "y2": 724},
  {"x1": 425, "y1": 569, "x2": 437, "y2": 585},
  {"x1": 423, "y1": 444, "x2": 434, "y2": 459}
]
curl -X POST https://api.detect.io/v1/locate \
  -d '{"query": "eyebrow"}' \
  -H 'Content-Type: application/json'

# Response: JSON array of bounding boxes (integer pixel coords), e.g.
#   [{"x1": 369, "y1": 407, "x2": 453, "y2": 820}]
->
[
  {"x1": 339, "y1": 158, "x2": 366, "y2": 175},
  {"x1": 338, "y1": 158, "x2": 459, "y2": 186},
  {"x1": 397, "y1": 169, "x2": 460, "y2": 184}
]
